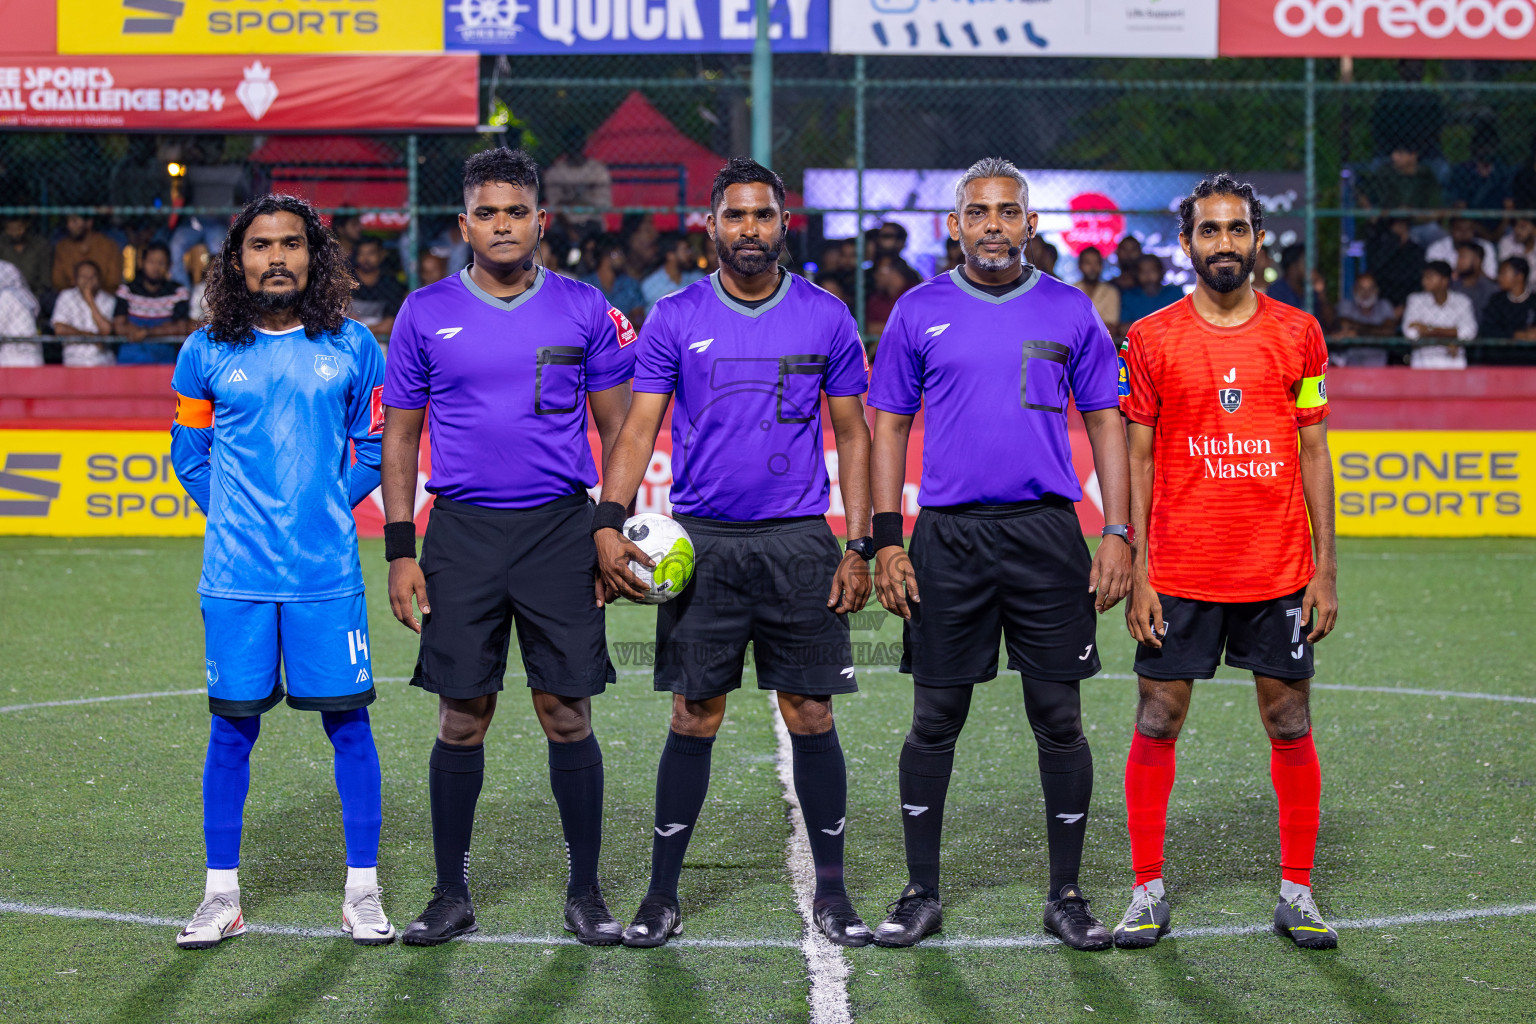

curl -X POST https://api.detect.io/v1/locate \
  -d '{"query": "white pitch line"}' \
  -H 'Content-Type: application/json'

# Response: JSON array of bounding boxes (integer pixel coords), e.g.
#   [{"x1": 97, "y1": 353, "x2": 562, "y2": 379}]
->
[
  {"x1": 770, "y1": 694, "x2": 853, "y2": 1024},
  {"x1": 0, "y1": 689, "x2": 205, "y2": 714},
  {"x1": 1094, "y1": 673, "x2": 1536, "y2": 705},
  {"x1": 6, "y1": 899, "x2": 1536, "y2": 951}
]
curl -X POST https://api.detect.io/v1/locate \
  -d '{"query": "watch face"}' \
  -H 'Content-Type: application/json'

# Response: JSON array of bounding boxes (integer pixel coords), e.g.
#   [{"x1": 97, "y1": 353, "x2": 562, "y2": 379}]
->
[{"x1": 848, "y1": 538, "x2": 875, "y2": 559}]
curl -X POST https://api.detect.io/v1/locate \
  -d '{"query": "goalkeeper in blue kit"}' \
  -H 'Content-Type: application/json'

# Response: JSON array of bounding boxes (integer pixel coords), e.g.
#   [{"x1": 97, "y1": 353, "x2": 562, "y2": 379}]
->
[{"x1": 169, "y1": 195, "x2": 394, "y2": 948}]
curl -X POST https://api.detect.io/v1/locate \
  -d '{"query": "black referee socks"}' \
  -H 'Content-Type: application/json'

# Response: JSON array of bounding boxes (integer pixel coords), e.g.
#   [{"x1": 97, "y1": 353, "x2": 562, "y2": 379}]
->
[
  {"x1": 898, "y1": 741, "x2": 955, "y2": 893},
  {"x1": 548, "y1": 733, "x2": 604, "y2": 899},
  {"x1": 428, "y1": 739, "x2": 485, "y2": 895},
  {"x1": 646, "y1": 730, "x2": 715, "y2": 899},
  {"x1": 791, "y1": 727, "x2": 850, "y2": 900}
]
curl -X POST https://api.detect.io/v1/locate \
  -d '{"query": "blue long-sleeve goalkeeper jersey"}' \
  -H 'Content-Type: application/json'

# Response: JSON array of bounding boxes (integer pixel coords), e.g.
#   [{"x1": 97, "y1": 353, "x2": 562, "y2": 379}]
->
[{"x1": 170, "y1": 319, "x2": 385, "y2": 602}]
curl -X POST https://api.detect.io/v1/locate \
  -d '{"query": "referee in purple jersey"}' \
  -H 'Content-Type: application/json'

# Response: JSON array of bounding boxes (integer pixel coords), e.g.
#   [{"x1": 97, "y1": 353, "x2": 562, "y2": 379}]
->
[
  {"x1": 594, "y1": 158, "x2": 876, "y2": 949},
  {"x1": 379, "y1": 149, "x2": 636, "y2": 946},
  {"x1": 866, "y1": 158, "x2": 1133, "y2": 950}
]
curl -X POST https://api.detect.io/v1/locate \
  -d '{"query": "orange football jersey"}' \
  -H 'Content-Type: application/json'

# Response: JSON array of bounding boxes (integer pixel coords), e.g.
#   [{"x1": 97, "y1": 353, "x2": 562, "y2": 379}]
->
[{"x1": 1120, "y1": 294, "x2": 1329, "y2": 603}]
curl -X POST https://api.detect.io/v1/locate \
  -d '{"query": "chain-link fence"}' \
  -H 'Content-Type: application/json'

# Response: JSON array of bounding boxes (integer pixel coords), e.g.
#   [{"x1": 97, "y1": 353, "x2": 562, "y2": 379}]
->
[{"x1": 2, "y1": 56, "x2": 1535, "y2": 364}]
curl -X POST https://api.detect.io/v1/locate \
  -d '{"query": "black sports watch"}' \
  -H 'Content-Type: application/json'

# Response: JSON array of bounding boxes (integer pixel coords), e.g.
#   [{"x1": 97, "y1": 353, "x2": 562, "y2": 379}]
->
[
  {"x1": 846, "y1": 536, "x2": 876, "y2": 560},
  {"x1": 1101, "y1": 524, "x2": 1134, "y2": 546}
]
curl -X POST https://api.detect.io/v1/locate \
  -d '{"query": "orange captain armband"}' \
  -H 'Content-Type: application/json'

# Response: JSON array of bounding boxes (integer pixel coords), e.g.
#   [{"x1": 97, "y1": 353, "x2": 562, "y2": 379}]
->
[{"x1": 174, "y1": 392, "x2": 213, "y2": 428}]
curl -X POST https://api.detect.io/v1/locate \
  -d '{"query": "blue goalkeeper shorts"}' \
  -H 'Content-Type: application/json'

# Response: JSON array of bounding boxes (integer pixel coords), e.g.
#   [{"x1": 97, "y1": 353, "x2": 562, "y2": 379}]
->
[{"x1": 200, "y1": 594, "x2": 376, "y2": 717}]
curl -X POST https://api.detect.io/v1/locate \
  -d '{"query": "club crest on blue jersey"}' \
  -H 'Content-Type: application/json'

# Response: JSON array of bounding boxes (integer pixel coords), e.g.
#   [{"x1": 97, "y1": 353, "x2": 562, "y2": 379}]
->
[
  {"x1": 314, "y1": 354, "x2": 340, "y2": 381},
  {"x1": 206, "y1": 659, "x2": 219, "y2": 686},
  {"x1": 1218, "y1": 387, "x2": 1243, "y2": 414}
]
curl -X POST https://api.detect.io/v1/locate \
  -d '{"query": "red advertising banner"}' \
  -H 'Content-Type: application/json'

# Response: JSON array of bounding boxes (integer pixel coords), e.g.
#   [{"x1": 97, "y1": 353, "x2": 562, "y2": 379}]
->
[
  {"x1": 1220, "y1": 0, "x2": 1536, "y2": 58},
  {"x1": 0, "y1": 53, "x2": 478, "y2": 130},
  {"x1": 0, "y1": 1, "x2": 56, "y2": 55}
]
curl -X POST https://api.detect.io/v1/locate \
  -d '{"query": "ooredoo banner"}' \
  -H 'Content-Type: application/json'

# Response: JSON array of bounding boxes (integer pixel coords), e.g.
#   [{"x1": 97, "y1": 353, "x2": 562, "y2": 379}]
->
[
  {"x1": 1219, "y1": 0, "x2": 1536, "y2": 59},
  {"x1": 0, "y1": 54, "x2": 479, "y2": 130}
]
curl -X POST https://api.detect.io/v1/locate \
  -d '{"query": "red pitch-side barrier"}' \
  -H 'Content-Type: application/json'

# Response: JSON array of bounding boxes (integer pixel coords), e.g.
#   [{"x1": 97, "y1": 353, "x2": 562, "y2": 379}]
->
[{"x1": 3, "y1": 365, "x2": 1532, "y2": 536}]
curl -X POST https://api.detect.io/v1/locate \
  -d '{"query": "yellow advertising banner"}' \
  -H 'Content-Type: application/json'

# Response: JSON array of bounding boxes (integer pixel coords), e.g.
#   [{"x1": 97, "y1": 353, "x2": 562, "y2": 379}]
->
[
  {"x1": 2, "y1": 428, "x2": 1533, "y2": 538},
  {"x1": 57, "y1": 0, "x2": 444, "y2": 56},
  {"x1": 1333, "y1": 430, "x2": 1534, "y2": 537},
  {"x1": 0, "y1": 430, "x2": 204, "y2": 537}
]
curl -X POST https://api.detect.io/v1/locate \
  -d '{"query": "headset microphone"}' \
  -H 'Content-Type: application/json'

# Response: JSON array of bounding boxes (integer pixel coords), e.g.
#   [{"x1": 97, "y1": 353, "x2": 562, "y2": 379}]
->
[
  {"x1": 1008, "y1": 246, "x2": 1021, "y2": 258},
  {"x1": 522, "y1": 225, "x2": 543, "y2": 272}
]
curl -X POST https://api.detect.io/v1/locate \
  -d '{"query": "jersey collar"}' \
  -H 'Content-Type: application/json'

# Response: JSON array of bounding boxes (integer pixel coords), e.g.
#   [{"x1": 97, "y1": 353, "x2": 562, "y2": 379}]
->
[
  {"x1": 709, "y1": 268, "x2": 793, "y2": 318},
  {"x1": 948, "y1": 265, "x2": 1042, "y2": 305},
  {"x1": 458, "y1": 265, "x2": 546, "y2": 312}
]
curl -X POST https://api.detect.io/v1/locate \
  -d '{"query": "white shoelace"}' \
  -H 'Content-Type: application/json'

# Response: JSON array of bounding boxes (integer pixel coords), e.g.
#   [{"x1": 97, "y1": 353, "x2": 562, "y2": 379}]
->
[
  {"x1": 1120, "y1": 888, "x2": 1158, "y2": 926},
  {"x1": 1286, "y1": 889, "x2": 1327, "y2": 924},
  {"x1": 188, "y1": 893, "x2": 235, "y2": 930},
  {"x1": 346, "y1": 888, "x2": 390, "y2": 931}
]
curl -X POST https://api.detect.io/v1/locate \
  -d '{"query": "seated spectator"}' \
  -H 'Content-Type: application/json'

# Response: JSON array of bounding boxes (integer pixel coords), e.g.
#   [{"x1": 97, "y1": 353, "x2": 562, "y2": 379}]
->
[
  {"x1": 52, "y1": 215, "x2": 121, "y2": 294},
  {"x1": 419, "y1": 250, "x2": 449, "y2": 287},
  {"x1": 1447, "y1": 124, "x2": 1509, "y2": 235},
  {"x1": 1426, "y1": 217, "x2": 1497, "y2": 280},
  {"x1": 1510, "y1": 135, "x2": 1536, "y2": 216},
  {"x1": 543, "y1": 131, "x2": 611, "y2": 236},
  {"x1": 1112, "y1": 235, "x2": 1143, "y2": 293},
  {"x1": 349, "y1": 237, "x2": 406, "y2": 341},
  {"x1": 1073, "y1": 246, "x2": 1120, "y2": 336},
  {"x1": 1264, "y1": 244, "x2": 1336, "y2": 329},
  {"x1": 941, "y1": 237, "x2": 964, "y2": 273},
  {"x1": 1480, "y1": 257, "x2": 1536, "y2": 341},
  {"x1": 873, "y1": 222, "x2": 907, "y2": 261},
  {"x1": 113, "y1": 241, "x2": 191, "y2": 365},
  {"x1": 816, "y1": 238, "x2": 857, "y2": 297},
  {"x1": 813, "y1": 272, "x2": 852, "y2": 309},
  {"x1": 1120, "y1": 254, "x2": 1184, "y2": 325},
  {"x1": 865, "y1": 255, "x2": 911, "y2": 339},
  {"x1": 1336, "y1": 273, "x2": 1399, "y2": 335},
  {"x1": 50, "y1": 260, "x2": 118, "y2": 367},
  {"x1": 624, "y1": 214, "x2": 660, "y2": 283},
  {"x1": 1500, "y1": 217, "x2": 1536, "y2": 266},
  {"x1": 331, "y1": 214, "x2": 363, "y2": 265},
  {"x1": 1366, "y1": 218, "x2": 1427, "y2": 307},
  {"x1": 1, "y1": 217, "x2": 51, "y2": 300},
  {"x1": 1359, "y1": 146, "x2": 1444, "y2": 247},
  {"x1": 642, "y1": 233, "x2": 703, "y2": 311},
  {"x1": 1026, "y1": 237, "x2": 1059, "y2": 278},
  {"x1": 1451, "y1": 241, "x2": 1499, "y2": 319},
  {"x1": 0, "y1": 260, "x2": 41, "y2": 367},
  {"x1": 1403, "y1": 261, "x2": 1476, "y2": 369},
  {"x1": 581, "y1": 234, "x2": 645, "y2": 325}
]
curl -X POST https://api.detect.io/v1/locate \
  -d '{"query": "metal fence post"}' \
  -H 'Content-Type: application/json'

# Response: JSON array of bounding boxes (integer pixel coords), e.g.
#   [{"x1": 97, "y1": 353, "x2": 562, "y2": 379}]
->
[
  {"x1": 854, "y1": 55, "x2": 867, "y2": 342},
  {"x1": 406, "y1": 133, "x2": 421, "y2": 292},
  {"x1": 752, "y1": 0, "x2": 772, "y2": 166},
  {"x1": 1304, "y1": 57, "x2": 1316, "y2": 317}
]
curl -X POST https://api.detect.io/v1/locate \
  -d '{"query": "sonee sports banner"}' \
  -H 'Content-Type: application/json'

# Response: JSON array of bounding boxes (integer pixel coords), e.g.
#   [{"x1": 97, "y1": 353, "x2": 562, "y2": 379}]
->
[{"x1": 10, "y1": 428, "x2": 1532, "y2": 539}]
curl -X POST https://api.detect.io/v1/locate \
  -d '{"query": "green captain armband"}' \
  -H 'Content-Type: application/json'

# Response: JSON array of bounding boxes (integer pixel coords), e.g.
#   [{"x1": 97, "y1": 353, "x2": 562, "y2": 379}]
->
[{"x1": 1296, "y1": 373, "x2": 1327, "y2": 410}]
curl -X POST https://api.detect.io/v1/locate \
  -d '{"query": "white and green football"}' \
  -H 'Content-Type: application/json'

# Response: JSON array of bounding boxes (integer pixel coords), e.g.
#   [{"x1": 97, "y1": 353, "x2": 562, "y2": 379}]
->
[{"x1": 623, "y1": 513, "x2": 695, "y2": 605}]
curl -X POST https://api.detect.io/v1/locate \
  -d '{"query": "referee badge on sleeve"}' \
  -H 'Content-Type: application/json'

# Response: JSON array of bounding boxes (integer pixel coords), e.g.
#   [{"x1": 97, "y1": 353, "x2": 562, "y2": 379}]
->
[
  {"x1": 607, "y1": 307, "x2": 638, "y2": 347},
  {"x1": 1218, "y1": 387, "x2": 1242, "y2": 414}
]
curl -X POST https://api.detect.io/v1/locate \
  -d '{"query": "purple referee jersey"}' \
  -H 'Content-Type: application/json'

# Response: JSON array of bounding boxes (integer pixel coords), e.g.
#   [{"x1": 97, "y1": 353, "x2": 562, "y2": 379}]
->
[
  {"x1": 867, "y1": 266, "x2": 1119, "y2": 506},
  {"x1": 383, "y1": 267, "x2": 637, "y2": 509},
  {"x1": 633, "y1": 271, "x2": 868, "y2": 521}
]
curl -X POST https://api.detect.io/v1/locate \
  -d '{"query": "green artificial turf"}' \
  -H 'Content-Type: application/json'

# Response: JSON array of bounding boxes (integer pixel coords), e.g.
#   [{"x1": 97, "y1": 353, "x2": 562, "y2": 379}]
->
[{"x1": 1, "y1": 536, "x2": 1533, "y2": 1023}]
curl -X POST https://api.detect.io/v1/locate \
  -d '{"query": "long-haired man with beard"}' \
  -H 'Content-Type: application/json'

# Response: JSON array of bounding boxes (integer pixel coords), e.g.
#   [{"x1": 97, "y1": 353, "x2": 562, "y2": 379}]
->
[
  {"x1": 1114, "y1": 174, "x2": 1339, "y2": 950},
  {"x1": 170, "y1": 194, "x2": 395, "y2": 948}
]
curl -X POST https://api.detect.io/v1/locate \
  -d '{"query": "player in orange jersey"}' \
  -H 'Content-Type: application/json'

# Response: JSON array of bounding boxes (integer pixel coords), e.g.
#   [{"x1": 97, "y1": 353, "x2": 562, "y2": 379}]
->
[{"x1": 1112, "y1": 175, "x2": 1339, "y2": 951}]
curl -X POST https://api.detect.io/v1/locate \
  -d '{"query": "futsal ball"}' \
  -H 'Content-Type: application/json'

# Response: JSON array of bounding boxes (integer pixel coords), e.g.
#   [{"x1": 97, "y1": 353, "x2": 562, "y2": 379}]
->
[{"x1": 623, "y1": 513, "x2": 695, "y2": 605}]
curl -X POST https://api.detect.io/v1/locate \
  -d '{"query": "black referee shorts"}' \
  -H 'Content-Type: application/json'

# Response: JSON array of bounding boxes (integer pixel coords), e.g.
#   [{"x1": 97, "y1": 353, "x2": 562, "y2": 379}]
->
[
  {"x1": 901, "y1": 500, "x2": 1102, "y2": 686},
  {"x1": 654, "y1": 514, "x2": 857, "y2": 702},
  {"x1": 410, "y1": 494, "x2": 615, "y2": 701},
  {"x1": 1133, "y1": 588, "x2": 1314, "y2": 682}
]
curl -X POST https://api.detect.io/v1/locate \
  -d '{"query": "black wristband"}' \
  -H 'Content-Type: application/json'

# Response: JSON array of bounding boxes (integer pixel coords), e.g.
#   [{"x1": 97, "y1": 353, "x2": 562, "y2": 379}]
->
[
  {"x1": 383, "y1": 521, "x2": 416, "y2": 562},
  {"x1": 872, "y1": 512, "x2": 905, "y2": 552},
  {"x1": 591, "y1": 500, "x2": 628, "y2": 535}
]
